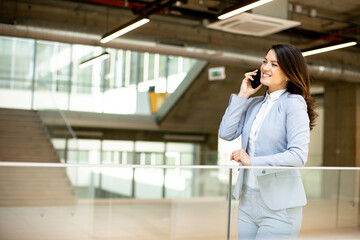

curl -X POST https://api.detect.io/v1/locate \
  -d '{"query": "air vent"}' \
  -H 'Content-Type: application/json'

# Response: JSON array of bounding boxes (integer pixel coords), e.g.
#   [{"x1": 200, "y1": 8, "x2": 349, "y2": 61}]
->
[{"x1": 206, "y1": 13, "x2": 300, "y2": 37}]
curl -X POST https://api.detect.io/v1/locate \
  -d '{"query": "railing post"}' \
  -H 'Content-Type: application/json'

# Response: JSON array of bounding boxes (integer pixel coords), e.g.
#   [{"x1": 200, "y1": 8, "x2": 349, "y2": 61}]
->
[
  {"x1": 31, "y1": 40, "x2": 37, "y2": 110},
  {"x1": 227, "y1": 168, "x2": 233, "y2": 240}
]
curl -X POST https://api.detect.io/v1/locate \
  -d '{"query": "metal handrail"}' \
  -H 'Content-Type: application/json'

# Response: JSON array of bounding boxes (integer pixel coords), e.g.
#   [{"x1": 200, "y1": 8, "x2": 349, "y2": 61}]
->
[{"x1": 1, "y1": 161, "x2": 360, "y2": 170}]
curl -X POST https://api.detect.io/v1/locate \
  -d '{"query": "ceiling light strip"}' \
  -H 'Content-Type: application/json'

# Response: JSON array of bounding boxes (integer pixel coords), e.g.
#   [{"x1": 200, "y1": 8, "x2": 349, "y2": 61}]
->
[
  {"x1": 302, "y1": 42, "x2": 357, "y2": 57},
  {"x1": 100, "y1": 18, "x2": 150, "y2": 43},
  {"x1": 79, "y1": 52, "x2": 110, "y2": 69},
  {"x1": 218, "y1": 0, "x2": 273, "y2": 20}
]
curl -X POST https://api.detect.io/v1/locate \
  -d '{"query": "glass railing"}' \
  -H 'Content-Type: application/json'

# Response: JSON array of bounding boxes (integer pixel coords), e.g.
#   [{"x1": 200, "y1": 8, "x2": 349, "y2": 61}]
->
[
  {"x1": 0, "y1": 162, "x2": 359, "y2": 240},
  {"x1": 229, "y1": 166, "x2": 360, "y2": 239}
]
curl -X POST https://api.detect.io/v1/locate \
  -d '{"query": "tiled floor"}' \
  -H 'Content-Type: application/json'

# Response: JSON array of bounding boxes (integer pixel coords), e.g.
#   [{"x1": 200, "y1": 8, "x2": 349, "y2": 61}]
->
[{"x1": 0, "y1": 198, "x2": 359, "y2": 240}]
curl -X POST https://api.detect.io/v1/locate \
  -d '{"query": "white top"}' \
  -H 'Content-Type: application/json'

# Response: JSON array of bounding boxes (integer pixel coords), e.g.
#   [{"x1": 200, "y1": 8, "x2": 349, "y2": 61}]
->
[{"x1": 245, "y1": 89, "x2": 287, "y2": 189}]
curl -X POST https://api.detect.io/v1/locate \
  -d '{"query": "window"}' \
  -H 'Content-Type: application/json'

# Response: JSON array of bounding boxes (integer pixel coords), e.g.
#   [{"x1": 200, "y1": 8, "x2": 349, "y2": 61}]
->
[
  {"x1": 0, "y1": 35, "x2": 200, "y2": 113},
  {"x1": 0, "y1": 37, "x2": 34, "y2": 89}
]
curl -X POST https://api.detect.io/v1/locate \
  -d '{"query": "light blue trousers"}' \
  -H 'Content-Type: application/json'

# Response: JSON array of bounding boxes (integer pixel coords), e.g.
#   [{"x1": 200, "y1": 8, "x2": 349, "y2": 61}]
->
[{"x1": 237, "y1": 186, "x2": 302, "y2": 240}]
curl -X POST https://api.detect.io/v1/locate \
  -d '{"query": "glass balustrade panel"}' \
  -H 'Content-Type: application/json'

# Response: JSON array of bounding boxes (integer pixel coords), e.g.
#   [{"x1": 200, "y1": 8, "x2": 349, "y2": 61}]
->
[
  {"x1": 228, "y1": 168, "x2": 360, "y2": 239},
  {"x1": 0, "y1": 164, "x2": 231, "y2": 240}
]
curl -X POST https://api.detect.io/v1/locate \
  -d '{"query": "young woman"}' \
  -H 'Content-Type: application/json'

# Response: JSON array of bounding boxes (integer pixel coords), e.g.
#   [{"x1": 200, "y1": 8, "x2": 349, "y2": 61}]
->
[{"x1": 219, "y1": 44, "x2": 317, "y2": 239}]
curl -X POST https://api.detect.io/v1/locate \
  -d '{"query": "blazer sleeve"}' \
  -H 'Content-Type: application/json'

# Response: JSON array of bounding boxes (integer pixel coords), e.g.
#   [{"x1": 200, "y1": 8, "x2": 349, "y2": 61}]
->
[
  {"x1": 252, "y1": 95, "x2": 310, "y2": 167},
  {"x1": 218, "y1": 94, "x2": 248, "y2": 141}
]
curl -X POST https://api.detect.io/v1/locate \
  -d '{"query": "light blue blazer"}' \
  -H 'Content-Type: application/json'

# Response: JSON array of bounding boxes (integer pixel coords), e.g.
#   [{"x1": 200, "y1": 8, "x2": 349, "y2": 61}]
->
[{"x1": 219, "y1": 92, "x2": 310, "y2": 210}]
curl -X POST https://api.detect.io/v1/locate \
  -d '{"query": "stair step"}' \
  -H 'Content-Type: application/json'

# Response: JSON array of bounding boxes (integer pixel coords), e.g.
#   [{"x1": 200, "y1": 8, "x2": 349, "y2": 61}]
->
[
  {"x1": 0, "y1": 175, "x2": 68, "y2": 180},
  {"x1": 0, "y1": 145, "x2": 54, "y2": 150},
  {"x1": 0, "y1": 117, "x2": 40, "y2": 124},
  {"x1": 0, "y1": 167, "x2": 66, "y2": 173},
  {"x1": 0, "y1": 190, "x2": 75, "y2": 196},
  {"x1": 0, "y1": 135, "x2": 49, "y2": 140},
  {"x1": 0, "y1": 130, "x2": 47, "y2": 135},
  {"x1": 0, "y1": 123, "x2": 44, "y2": 128},
  {"x1": 0, "y1": 148, "x2": 56, "y2": 152},
  {"x1": 0, "y1": 173, "x2": 67, "y2": 178},
  {"x1": 0, "y1": 166, "x2": 65, "y2": 171},
  {"x1": 0, "y1": 108, "x2": 38, "y2": 115},
  {"x1": 0, "y1": 155, "x2": 58, "y2": 158},
  {"x1": 0, "y1": 159, "x2": 58, "y2": 163},
  {"x1": 0, "y1": 152, "x2": 57, "y2": 157},
  {"x1": 0, "y1": 182, "x2": 72, "y2": 188},
  {"x1": 0, "y1": 198, "x2": 77, "y2": 206}
]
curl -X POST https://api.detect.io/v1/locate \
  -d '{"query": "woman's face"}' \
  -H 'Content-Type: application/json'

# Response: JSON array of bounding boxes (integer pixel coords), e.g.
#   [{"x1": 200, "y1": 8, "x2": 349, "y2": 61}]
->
[{"x1": 260, "y1": 49, "x2": 288, "y2": 93}]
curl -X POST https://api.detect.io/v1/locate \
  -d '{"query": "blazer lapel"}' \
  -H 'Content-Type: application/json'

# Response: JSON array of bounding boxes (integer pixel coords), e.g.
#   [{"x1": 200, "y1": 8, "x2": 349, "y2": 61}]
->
[{"x1": 242, "y1": 98, "x2": 263, "y2": 151}]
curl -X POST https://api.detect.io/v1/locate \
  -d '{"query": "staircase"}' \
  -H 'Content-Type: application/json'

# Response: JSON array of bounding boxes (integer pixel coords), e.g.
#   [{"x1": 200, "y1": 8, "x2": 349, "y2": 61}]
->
[
  {"x1": 0, "y1": 108, "x2": 59, "y2": 162},
  {"x1": 0, "y1": 108, "x2": 76, "y2": 206}
]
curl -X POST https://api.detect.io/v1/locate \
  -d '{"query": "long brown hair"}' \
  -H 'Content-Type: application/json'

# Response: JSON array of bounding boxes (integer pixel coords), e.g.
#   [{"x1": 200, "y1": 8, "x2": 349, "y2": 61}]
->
[{"x1": 270, "y1": 44, "x2": 317, "y2": 130}]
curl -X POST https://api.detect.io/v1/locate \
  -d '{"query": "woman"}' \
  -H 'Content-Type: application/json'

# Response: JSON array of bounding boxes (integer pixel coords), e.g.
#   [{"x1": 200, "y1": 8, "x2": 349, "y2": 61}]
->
[{"x1": 218, "y1": 44, "x2": 317, "y2": 239}]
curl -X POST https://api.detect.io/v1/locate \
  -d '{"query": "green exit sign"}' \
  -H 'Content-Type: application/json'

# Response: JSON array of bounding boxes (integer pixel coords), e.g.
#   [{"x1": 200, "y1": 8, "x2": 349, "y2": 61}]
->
[{"x1": 208, "y1": 67, "x2": 226, "y2": 81}]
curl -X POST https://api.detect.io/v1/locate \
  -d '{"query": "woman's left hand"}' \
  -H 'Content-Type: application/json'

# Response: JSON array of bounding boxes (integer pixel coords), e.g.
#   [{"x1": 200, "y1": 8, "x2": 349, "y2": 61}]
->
[{"x1": 230, "y1": 149, "x2": 251, "y2": 166}]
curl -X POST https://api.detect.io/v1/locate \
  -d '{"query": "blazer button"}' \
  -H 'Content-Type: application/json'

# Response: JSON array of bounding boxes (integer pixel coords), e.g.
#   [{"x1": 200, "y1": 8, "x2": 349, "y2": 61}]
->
[{"x1": 262, "y1": 170, "x2": 266, "y2": 174}]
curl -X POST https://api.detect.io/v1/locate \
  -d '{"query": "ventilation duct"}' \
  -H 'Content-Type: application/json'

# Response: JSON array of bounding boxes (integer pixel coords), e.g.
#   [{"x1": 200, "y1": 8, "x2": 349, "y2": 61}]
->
[
  {"x1": 206, "y1": 12, "x2": 300, "y2": 37},
  {"x1": 1, "y1": 24, "x2": 359, "y2": 82}
]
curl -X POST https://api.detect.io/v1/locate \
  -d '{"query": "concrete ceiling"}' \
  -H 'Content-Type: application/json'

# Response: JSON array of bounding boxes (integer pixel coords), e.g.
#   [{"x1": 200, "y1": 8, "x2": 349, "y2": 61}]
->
[{"x1": 1, "y1": 0, "x2": 360, "y2": 139}]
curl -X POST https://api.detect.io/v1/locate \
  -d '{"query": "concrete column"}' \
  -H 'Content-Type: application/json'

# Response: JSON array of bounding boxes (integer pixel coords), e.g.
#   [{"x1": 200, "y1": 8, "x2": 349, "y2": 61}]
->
[
  {"x1": 322, "y1": 82, "x2": 360, "y2": 228},
  {"x1": 196, "y1": 134, "x2": 218, "y2": 197},
  {"x1": 323, "y1": 82, "x2": 359, "y2": 167},
  {"x1": 200, "y1": 133, "x2": 218, "y2": 165}
]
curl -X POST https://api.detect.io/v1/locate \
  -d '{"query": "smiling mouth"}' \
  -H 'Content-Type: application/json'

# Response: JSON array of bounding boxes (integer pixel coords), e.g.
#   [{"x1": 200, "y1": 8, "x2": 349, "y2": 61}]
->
[{"x1": 262, "y1": 73, "x2": 271, "y2": 77}]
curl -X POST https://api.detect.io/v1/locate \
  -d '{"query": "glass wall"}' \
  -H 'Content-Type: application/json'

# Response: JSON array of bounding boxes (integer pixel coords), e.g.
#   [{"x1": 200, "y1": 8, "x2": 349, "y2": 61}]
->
[{"x1": 0, "y1": 36, "x2": 199, "y2": 114}]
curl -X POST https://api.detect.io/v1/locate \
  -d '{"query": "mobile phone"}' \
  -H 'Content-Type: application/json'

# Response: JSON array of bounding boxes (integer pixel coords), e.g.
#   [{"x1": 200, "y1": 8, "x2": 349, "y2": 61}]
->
[{"x1": 251, "y1": 69, "x2": 261, "y2": 89}]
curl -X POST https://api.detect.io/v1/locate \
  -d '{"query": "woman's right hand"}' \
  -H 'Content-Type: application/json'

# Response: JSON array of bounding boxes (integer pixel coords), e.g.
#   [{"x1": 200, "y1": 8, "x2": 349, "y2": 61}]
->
[{"x1": 238, "y1": 69, "x2": 262, "y2": 98}]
